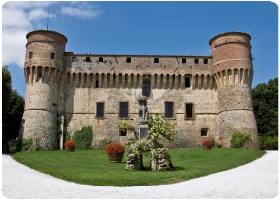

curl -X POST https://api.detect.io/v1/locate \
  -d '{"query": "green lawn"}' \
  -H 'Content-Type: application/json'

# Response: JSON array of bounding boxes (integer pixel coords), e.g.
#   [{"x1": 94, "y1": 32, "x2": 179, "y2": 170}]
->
[{"x1": 12, "y1": 148, "x2": 266, "y2": 186}]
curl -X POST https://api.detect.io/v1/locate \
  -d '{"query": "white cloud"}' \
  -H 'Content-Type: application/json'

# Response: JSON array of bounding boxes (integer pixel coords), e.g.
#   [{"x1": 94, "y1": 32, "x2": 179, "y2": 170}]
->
[
  {"x1": 0, "y1": 0, "x2": 101, "y2": 67},
  {"x1": 269, "y1": 0, "x2": 280, "y2": 6}
]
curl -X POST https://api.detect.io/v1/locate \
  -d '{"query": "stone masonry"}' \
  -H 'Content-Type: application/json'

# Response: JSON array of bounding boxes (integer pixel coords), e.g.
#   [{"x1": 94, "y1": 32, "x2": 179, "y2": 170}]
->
[{"x1": 22, "y1": 30, "x2": 260, "y2": 150}]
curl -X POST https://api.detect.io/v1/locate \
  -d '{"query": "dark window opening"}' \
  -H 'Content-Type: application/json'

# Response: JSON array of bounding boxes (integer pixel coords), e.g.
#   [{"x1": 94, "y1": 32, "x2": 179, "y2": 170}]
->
[
  {"x1": 201, "y1": 130, "x2": 207, "y2": 136},
  {"x1": 186, "y1": 103, "x2": 193, "y2": 118},
  {"x1": 29, "y1": 52, "x2": 33, "y2": 59},
  {"x1": 96, "y1": 80, "x2": 99, "y2": 88},
  {"x1": 185, "y1": 77, "x2": 190, "y2": 88},
  {"x1": 204, "y1": 59, "x2": 208, "y2": 64},
  {"x1": 120, "y1": 130, "x2": 127, "y2": 136},
  {"x1": 142, "y1": 82, "x2": 150, "y2": 97},
  {"x1": 182, "y1": 58, "x2": 186, "y2": 63},
  {"x1": 52, "y1": 103, "x2": 57, "y2": 107},
  {"x1": 165, "y1": 102, "x2": 173, "y2": 118},
  {"x1": 51, "y1": 52, "x2": 55, "y2": 59},
  {"x1": 126, "y1": 57, "x2": 131, "y2": 63},
  {"x1": 97, "y1": 103, "x2": 104, "y2": 117},
  {"x1": 120, "y1": 102, "x2": 128, "y2": 118},
  {"x1": 38, "y1": 73, "x2": 42, "y2": 78},
  {"x1": 99, "y1": 57, "x2": 103, "y2": 62},
  {"x1": 72, "y1": 57, "x2": 77, "y2": 62},
  {"x1": 154, "y1": 58, "x2": 159, "y2": 63},
  {"x1": 86, "y1": 57, "x2": 91, "y2": 62},
  {"x1": 57, "y1": 114, "x2": 59, "y2": 117},
  {"x1": 194, "y1": 58, "x2": 199, "y2": 64}
]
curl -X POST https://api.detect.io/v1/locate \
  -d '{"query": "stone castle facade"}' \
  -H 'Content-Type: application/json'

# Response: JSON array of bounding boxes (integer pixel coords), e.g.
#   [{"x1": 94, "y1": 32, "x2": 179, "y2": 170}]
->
[{"x1": 22, "y1": 30, "x2": 260, "y2": 150}]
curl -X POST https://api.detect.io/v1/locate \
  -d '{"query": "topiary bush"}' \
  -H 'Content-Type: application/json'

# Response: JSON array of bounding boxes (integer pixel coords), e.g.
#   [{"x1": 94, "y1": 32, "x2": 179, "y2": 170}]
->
[
  {"x1": 230, "y1": 131, "x2": 251, "y2": 148},
  {"x1": 72, "y1": 126, "x2": 93, "y2": 150}
]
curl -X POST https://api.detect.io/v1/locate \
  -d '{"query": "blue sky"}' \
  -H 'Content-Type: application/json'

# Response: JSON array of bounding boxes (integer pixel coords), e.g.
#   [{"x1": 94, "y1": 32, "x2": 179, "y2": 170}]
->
[{"x1": 2, "y1": 1, "x2": 278, "y2": 98}]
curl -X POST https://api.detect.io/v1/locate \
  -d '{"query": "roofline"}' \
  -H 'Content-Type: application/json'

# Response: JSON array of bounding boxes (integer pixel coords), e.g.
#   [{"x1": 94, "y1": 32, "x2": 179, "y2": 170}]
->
[
  {"x1": 26, "y1": 30, "x2": 68, "y2": 43},
  {"x1": 209, "y1": 31, "x2": 251, "y2": 46},
  {"x1": 65, "y1": 53, "x2": 213, "y2": 58}
]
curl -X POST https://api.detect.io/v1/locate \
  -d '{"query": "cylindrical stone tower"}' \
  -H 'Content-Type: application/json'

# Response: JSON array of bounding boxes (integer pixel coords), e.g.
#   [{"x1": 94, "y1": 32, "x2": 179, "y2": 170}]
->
[
  {"x1": 22, "y1": 30, "x2": 67, "y2": 150},
  {"x1": 209, "y1": 32, "x2": 259, "y2": 149}
]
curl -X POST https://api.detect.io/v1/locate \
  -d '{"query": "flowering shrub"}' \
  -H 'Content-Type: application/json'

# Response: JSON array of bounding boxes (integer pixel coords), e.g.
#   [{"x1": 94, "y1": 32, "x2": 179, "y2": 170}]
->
[
  {"x1": 201, "y1": 139, "x2": 213, "y2": 146},
  {"x1": 64, "y1": 140, "x2": 76, "y2": 148},
  {"x1": 105, "y1": 143, "x2": 125, "y2": 154}
]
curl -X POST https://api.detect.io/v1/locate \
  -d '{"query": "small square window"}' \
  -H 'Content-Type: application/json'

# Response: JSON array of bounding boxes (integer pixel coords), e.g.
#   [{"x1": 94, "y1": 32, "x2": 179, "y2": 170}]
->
[
  {"x1": 154, "y1": 58, "x2": 159, "y2": 63},
  {"x1": 97, "y1": 103, "x2": 104, "y2": 118},
  {"x1": 120, "y1": 102, "x2": 128, "y2": 118},
  {"x1": 86, "y1": 57, "x2": 91, "y2": 62},
  {"x1": 195, "y1": 59, "x2": 199, "y2": 64},
  {"x1": 72, "y1": 57, "x2": 77, "y2": 62},
  {"x1": 29, "y1": 52, "x2": 33, "y2": 59},
  {"x1": 186, "y1": 103, "x2": 193, "y2": 118},
  {"x1": 126, "y1": 57, "x2": 131, "y2": 63},
  {"x1": 120, "y1": 130, "x2": 127, "y2": 136},
  {"x1": 200, "y1": 128, "x2": 208, "y2": 136},
  {"x1": 165, "y1": 102, "x2": 173, "y2": 118},
  {"x1": 204, "y1": 59, "x2": 208, "y2": 64},
  {"x1": 51, "y1": 52, "x2": 55, "y2": 59},
  {"x1": 182, "y1": 58, "x2": 186, "y2": 63},
  {"x1": 99, "y1": 57, "x2": 103, "y2": 62},
  {"x1": 185, "y1": 77, "x2": 190, "y2": 88}
]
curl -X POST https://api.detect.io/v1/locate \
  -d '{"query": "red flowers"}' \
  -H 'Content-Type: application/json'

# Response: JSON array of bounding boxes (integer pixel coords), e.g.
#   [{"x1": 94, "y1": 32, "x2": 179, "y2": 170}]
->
[
  {"x1": 201, "y1": 139, "x2": 213, "y2": 146},
  {"x1": 64, "y1": 140, "x2": 76, "y2": 148},
  {"x1": 105, "y1": 143, "x2": 125, "y2": 154}
]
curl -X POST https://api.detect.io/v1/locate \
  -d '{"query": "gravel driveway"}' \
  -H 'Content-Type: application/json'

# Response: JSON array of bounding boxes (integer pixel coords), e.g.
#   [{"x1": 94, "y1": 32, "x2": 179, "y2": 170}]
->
[{"x1": 2, "y1": 151, "x2": 278, "y2": 199}]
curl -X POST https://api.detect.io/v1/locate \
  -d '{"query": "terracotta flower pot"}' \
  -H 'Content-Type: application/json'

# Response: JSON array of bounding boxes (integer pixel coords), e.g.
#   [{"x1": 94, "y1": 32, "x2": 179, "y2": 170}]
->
[
  {"x1": 108, "y1": 153, "x2": 123, "y2": 163},
  {"x1": 203, "y1": 145, "x2": 211, "y2": 150},
  {"x1": 66, "y1": 146, "x2": 75, "y2": 152}
]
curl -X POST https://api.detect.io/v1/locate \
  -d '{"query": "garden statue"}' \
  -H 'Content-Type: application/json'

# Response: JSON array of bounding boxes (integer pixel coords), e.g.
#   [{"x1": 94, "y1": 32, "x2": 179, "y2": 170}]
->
[{"x1": 138, "y1": 95, "x2": 149, "y2": 122}]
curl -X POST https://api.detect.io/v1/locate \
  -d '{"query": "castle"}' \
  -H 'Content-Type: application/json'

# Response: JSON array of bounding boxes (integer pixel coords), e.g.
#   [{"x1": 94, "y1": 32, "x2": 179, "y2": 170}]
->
[{"x1": 21, "y1": 30, "x2": 260, "y2": 150}]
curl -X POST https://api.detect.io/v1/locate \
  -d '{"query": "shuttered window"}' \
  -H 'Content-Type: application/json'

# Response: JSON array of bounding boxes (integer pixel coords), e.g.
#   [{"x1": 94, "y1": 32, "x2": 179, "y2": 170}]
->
[
  {"x1": 97, "y1": 103, "x2": 104, "y2": 117},
  {"x1": 165, "y1": 102, "x2": 173, "y2": 118}
]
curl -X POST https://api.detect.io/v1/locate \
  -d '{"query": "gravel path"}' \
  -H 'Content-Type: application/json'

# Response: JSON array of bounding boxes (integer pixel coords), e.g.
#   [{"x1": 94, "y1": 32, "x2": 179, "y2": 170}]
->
[{"x1": 2, "y1": 151, "x2": 278, "y2": 199}]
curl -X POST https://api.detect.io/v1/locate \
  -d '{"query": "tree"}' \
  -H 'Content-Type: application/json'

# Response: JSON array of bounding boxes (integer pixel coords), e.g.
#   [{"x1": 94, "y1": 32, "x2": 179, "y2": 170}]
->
[
  {"x1": 2, "y1": 89, "x2": 25, "y2": 153},
  {"x1": 252, "y1": 77, "x2": 278, "y2": 135},
  {"x1": 2, "y1": 66, "x2": 12, "y2": 117}
]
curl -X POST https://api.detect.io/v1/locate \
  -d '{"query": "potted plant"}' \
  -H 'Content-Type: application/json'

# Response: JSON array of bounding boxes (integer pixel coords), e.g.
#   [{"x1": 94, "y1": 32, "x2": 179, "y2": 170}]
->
[
  {"x1": 105, "y1": 143, "x2": 126, "y2": 163},
  {"x1": 64, "y1": 140, "x2": 76, "y2": 152},
  {"x1": 201, "y1": 139, "x2": 213, "y2": 150}
]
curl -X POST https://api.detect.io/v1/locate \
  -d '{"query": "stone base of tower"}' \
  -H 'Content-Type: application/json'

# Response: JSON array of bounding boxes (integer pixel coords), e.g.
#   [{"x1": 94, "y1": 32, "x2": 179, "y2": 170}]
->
[
  {"x1": 219, "y1": 110, "x2": 260, "y2": 150},
  {"x1": 22, "y1": 110, "x2": 58, "y2": 150}
]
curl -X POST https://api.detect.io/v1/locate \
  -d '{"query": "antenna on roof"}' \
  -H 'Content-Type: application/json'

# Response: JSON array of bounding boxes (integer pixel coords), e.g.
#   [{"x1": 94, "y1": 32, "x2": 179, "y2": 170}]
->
[{"x1": 46, "y1": 1, "x2": 50, "y2": 30}]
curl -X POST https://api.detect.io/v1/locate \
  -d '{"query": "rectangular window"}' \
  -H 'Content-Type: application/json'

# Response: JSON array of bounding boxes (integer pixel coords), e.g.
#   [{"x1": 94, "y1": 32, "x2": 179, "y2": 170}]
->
[
  {"x1": 120, "y1": 130, "x2": 127, "y2": 136},
  {"x1": 201, "y1": 130, "x2": 207, "y2": 136},
  {"x1": 204, "y1": 59, "x2": 208, "y2": 64},
  {"x1": 126, "y1": 57, "x2": 131, "y2": 63},
  {"x1": 99, "y1": 57, "x2": 103, "y2": 62},
  {"x1": 29, "y1": 52, "x2": 33, "y2": 59},
  {"x1": 96, "y1": 80, "x2": 99, "y2": 88},
  {"x1": 165, "y1": 102, "x2": 173, "y2": 118},
  {"x1": 186, "y1": 103, "x2": 193, "y2": 118},
  {"x1": 154, "y1": 58, "x2": 159, "y2": 63},
  {"x1": 185, "y1": 77, "x2": 190, "y2": 88},
  {"x1": 50, "y1": 52, "x2": 55, "y2": 59},
  {"x1": 120, "y1": 102, "x2": 128, "y2": 118},
  {"x1": 195, "y1": 58, "x2": 199, "y2": 64},
  {"x1": 72, "y1": 57, "x2": 77, "y2": 62},
  {"x1": 142, "y1": 82, "x2": 150, "y2": 97},
  {"x1": 86, "y1": 57, "x2": 91, "y2": 62},
  {"x1": 96, "y1": 103, "x2": 104, "y2": 118},
  {"x1": 182, "y1": 58, "x2": 186, "y2": 63}
]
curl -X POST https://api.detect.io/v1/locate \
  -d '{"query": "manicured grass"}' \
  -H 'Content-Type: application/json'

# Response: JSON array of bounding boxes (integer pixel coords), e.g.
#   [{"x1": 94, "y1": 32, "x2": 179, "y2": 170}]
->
[{"x1": 12, "y1": 148, "x2": 266, "y2": 186}]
